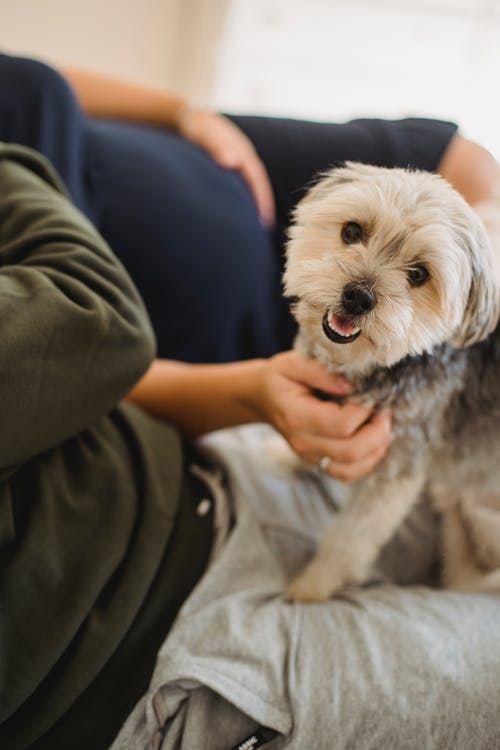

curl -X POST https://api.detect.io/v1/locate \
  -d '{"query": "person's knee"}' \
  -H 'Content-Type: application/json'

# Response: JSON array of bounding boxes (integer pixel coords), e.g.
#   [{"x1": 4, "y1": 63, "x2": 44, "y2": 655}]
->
[{"x1": 0, "y1": 54, "x2": 77, "y2": 117}]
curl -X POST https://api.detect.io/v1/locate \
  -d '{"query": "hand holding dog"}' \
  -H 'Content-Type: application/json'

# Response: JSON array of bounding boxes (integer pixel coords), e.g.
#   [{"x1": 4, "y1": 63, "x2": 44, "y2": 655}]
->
[
  {"x1": 176, "y1": 108, "x2": 276, "y2": 227},
  {"x1": 257, "y1": 350, "x2": 393, "y2": 482},
  {"x1": 62, "y1": 67, "x2": 276, "y2": 228},
  {"x1": 128, "y1": 351, "x2": 392, "y2": 483}
]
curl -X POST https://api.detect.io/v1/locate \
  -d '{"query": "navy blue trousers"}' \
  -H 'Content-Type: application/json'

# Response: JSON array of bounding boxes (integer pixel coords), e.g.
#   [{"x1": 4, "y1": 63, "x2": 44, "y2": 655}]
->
[{"x1": 0, "y1": 53, "x2": 457, "y2": 362}]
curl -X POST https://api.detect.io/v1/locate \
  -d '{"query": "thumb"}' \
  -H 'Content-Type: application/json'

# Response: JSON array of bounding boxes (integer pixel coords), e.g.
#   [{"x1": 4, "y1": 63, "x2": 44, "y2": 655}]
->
[{"x1": 291, "y1": 355, "x2": 352, "y2": 396}]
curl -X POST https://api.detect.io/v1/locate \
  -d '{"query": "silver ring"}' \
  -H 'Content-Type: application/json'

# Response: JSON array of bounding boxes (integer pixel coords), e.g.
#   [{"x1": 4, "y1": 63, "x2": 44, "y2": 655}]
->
[{"x1": 318, "y1": 455, "x2": 332, "y2": 473}]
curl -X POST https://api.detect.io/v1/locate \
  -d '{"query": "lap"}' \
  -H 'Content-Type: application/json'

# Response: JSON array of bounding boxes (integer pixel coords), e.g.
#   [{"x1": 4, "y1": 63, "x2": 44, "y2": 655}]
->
[{"x1": 113, "y1": 425, "x2": 500, "y2": 750}]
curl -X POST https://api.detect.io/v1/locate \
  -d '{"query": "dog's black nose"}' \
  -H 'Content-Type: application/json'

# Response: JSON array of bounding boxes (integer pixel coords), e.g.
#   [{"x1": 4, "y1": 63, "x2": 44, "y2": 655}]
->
[{"x1": 342, "y1": 283, "x2": 376, "y2": 316}]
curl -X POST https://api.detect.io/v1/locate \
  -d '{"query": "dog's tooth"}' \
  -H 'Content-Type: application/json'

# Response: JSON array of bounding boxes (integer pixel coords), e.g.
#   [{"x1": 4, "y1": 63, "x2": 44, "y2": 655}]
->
[{"x1": 329, "y1": 317, "x2": 360, "y2": 337}]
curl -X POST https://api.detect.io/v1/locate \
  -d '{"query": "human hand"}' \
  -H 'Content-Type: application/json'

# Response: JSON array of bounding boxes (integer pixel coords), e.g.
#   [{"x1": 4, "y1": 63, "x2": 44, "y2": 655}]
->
[
  {"x1": 175, "y1": 107, "x2": 275, "y2": 226},
  {"x1": 256, "y1": 350, "x2": 393, "y2": 482}
]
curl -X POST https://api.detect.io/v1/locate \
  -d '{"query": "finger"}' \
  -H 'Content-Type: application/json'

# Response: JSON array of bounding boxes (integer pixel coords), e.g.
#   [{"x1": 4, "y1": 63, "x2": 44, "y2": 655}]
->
[
  {"x1": 275, "y1": 351, "x2": 353, "y2": 397},
  {"x1": 288, "y1": 409, "x2": 392, "y2": 463},
  {"x1": 212, "y1": 146, "x2": 241, "y2": 169},
  {"x1": 328, "y1": 443, "x2": 390, "y2": 482},
  {"x1": 237, "y1": 156, "x2": 276, "y2": 227},
  {"x1": 180, "y1": 111, "x2": 273, "y2": 222},
  {"x1": 294, "y1": 396, "x2": 375, "y2": 441},
  {"x1": 202, "y1": 115, "x2": 276, "y2": 225},
  {"x1": 309, "y1": 443, "x2": 389, "y2": 483},
  {"x1": 212, "y1": 145, "x2": 276, "y2": 227},
  {"x1": 333, "y1": 409, "x2": 393, "y2": 457},
  {"x1": 279, "y1": 394, "x2": 371, "y2": 448}
]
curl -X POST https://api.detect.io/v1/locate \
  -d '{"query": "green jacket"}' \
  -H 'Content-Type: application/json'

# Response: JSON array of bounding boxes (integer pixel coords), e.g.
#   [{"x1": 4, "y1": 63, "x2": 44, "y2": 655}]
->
[{"x1": 0, "y1": 144, "x2": 209, "y2": 749}]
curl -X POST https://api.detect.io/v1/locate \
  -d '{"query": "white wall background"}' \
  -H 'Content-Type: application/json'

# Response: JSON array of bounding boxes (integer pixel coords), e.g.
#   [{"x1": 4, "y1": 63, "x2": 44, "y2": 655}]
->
[
  {"x1": 0, "y1": 0, "x2": 228, "y2": 96},
  {"x1": 1, "y1": 0, "x2": 499, "y2": 157},
  {"x1": 0, "y1": 0, "x2": 177, "y2": 87},
  {"x1": 212, "y1": 0, "x2": 500, "y2": 159}
]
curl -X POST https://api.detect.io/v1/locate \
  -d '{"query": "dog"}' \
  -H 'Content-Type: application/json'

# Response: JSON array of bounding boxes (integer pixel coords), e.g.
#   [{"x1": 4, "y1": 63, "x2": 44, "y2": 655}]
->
[{"x1": 283, "y1": 162, "x2": 500, "y2": 602}]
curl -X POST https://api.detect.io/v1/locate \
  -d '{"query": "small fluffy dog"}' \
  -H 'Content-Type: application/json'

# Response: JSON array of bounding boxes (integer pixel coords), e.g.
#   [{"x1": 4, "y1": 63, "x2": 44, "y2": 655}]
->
[{"x1": 284, "y1": 162, "x2": 500, "y2": 602}]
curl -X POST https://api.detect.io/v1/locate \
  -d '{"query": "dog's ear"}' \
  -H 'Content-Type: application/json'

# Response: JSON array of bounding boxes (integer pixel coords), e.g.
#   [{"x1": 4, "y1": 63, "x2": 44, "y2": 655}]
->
[{"x1": 451, "y1": 215, "x2": 500, "y2": 348}]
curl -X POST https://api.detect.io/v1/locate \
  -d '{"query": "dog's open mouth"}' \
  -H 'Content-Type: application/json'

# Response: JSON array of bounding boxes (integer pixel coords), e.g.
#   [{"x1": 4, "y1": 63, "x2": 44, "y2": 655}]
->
[{"x1": 322, "y1": 311, "x2": 361, "y2": 344}]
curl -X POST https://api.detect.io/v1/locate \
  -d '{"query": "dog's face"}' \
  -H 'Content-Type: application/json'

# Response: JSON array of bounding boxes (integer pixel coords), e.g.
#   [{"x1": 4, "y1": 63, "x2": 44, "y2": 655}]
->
[{"x1": 285, "y1": 163, "x2": 499, "y2": 374}]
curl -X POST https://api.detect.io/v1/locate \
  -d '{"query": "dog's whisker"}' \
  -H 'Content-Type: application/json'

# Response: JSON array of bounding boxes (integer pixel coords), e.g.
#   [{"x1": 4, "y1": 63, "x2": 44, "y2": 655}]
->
[{"x1": 333, "y1": 257, "x2": 351, "y2": 275}]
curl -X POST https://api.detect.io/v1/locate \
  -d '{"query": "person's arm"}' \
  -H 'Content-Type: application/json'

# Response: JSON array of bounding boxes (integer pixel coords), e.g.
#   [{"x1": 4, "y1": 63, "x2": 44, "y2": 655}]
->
[
  {"x1": 61, "y1": 66, "x2": 188, "y2": 127},
  {"x1": 61, "y1": 67, "x2": 275, "y2": 226},
  {"x1": 0, "y1": 144, "x2": 155, "y2": 469},
  {"x1": 128, "y1": 351, "x2": 393, "y2": 483},
  {"x1": 438, "y1": 134, "x2": 500, "y2": 283},
  {"x1": 437, "y1": 134, "x2": 500, "y2": 205}
]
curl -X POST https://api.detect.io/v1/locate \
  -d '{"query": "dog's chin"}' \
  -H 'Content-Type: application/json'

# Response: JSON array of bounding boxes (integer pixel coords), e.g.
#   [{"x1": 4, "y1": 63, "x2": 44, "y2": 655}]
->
[
  {"x1": 312, "y1": 315, "x2": 414, "y2": 376},
  {"x1": 322, "y1": 311, "x2": 361, "y2": 345}
]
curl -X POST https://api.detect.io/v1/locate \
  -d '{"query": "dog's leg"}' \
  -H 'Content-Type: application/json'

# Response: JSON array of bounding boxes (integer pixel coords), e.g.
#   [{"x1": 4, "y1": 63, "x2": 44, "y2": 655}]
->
[
  {"x1": 441, "y1": 503, "x2": 478, "y2": 588},
  {"x1": 442, "y1": 503, "x2": 500, "y2": 593},
  {"x1": 287, "y1": 475, "x2": 424, "y2": 602},
  {"x1": 474, "y1": 569, "x2": 500, "y2": 592}
]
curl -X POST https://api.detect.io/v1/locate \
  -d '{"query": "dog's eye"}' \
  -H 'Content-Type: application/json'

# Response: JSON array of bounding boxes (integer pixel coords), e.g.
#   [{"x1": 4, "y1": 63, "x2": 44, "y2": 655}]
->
[
  {"x1": 408, "y1": 264, "x2": 430, "y2": 287},
  {"x1": 341, "y1": 221, "x2": 363, "y2": 244}
]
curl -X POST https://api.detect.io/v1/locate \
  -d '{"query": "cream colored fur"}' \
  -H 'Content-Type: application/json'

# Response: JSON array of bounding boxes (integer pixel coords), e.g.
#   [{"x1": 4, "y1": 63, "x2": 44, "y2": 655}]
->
[{"x1": 284, "y1": 163, "x2": 500, "y2": 601}]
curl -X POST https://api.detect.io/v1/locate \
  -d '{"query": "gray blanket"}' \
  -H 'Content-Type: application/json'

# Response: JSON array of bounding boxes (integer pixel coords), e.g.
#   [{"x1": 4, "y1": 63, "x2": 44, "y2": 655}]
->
[{"x1": 112, "y1": 425, "x2": 500, "y2": 750}]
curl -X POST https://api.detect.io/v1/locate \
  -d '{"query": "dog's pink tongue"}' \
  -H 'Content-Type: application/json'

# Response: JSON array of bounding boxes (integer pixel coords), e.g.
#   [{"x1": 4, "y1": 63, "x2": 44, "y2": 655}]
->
[{"x1": 330, "y1": 313, "x2": 357, "y2": 335}]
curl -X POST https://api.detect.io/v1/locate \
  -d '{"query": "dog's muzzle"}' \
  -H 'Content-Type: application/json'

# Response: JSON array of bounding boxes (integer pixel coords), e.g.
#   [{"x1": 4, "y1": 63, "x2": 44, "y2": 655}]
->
[
  {"x1": 322, "y1": 310, "x2": 361, "y2": 344},
  {"x1": 322, "y1": 283, "x2": 376, "y2": 345}
]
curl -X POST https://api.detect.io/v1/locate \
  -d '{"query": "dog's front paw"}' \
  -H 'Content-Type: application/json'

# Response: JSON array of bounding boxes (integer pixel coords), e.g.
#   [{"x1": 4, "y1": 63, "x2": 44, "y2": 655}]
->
[{"x1": 286, "y1": 560, "x2": 345, "y2": 602}]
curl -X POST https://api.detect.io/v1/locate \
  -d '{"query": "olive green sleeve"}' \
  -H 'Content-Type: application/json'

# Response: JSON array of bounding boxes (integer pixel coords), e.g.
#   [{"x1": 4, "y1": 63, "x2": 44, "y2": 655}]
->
[{"x1": 0, "y1": 144, "x2": 156, "y2": 468}]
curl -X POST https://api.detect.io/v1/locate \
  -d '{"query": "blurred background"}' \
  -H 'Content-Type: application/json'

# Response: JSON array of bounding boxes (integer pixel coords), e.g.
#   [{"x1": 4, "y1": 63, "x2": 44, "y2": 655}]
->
[{"x1": 1, "y1": 0, "x2": 499, "y2": 157}]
